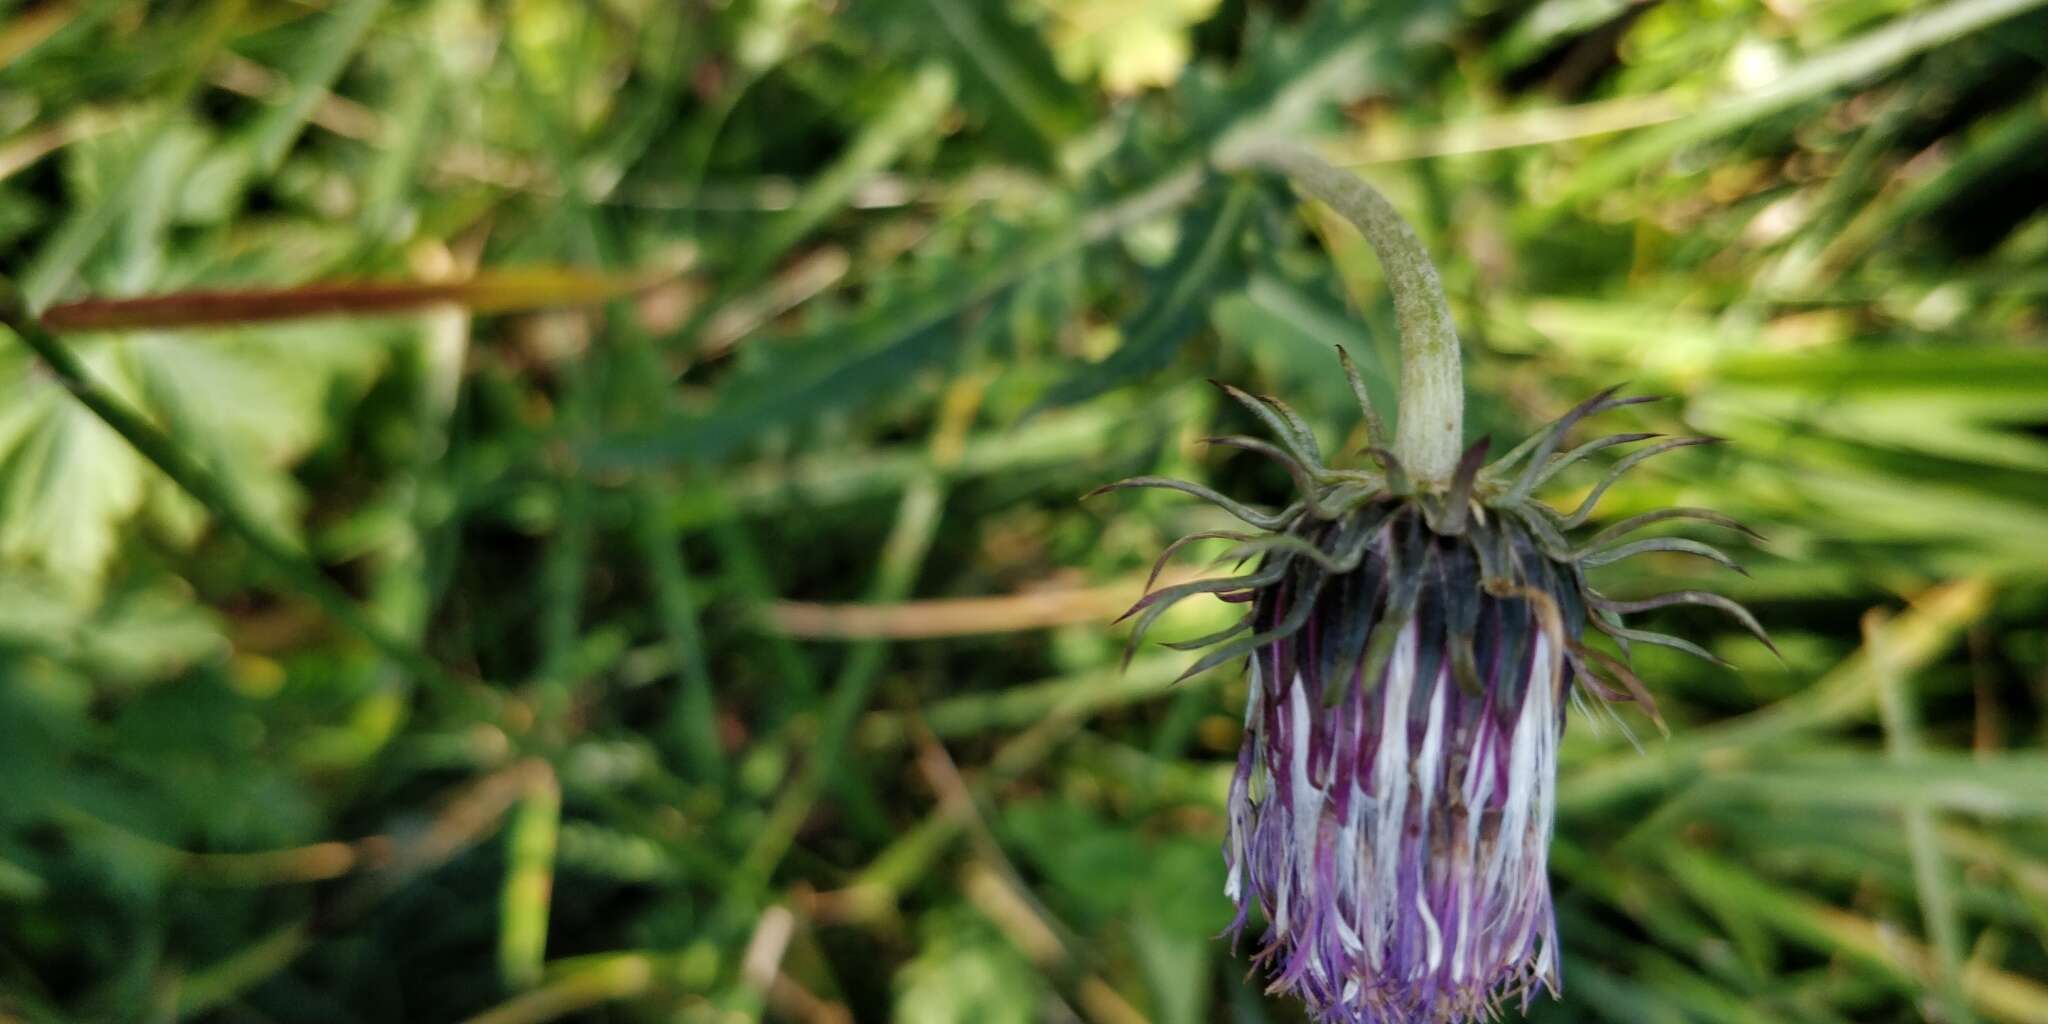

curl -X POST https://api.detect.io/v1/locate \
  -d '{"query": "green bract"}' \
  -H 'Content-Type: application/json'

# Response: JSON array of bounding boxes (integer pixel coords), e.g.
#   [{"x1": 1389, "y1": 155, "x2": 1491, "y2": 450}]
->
[{"x1": 1095, "y1": 357, "x2": 1776, "y2": 719}]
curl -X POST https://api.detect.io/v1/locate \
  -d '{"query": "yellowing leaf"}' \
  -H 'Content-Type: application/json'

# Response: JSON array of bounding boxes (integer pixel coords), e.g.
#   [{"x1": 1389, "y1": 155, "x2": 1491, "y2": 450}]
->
[{"x1": 1034, "y1": 0, "x2": 1220, "y2": 94}]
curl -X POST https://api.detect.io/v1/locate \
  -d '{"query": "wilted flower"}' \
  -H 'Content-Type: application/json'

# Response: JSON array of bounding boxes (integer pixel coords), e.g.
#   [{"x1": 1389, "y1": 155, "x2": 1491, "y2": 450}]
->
[{"x1": 1091, "y1": 361, "x2": 1772, "y2": 1023}]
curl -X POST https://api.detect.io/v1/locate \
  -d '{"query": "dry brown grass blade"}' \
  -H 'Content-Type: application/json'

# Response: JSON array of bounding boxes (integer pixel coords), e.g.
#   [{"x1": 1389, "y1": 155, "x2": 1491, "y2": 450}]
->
[
  {"x1": 181, "y1": 837, "x2": 394, "y2": 885},
  {"x1": 38, "y1": 267, "x2": 665, "y2": 332},
  {"x1": 764, "y1": 567, "x2": 1210, "y2": 639},
  {"x1": 0, "y1": 1, "x2": 74, "y2": 70}
]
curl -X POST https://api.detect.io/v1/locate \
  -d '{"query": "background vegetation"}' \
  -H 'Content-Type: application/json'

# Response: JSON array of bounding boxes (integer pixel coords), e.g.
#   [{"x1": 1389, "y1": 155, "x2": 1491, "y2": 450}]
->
[{"x1": 1, "y1": 0, "x2": 2046, "y2": 1021}]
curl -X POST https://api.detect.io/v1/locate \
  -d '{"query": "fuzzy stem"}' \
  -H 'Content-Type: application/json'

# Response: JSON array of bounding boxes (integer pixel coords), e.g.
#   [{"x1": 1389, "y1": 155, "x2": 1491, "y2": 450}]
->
[{"x1": 1215, "y1": 139, "x2": 1464, "y2": 486}]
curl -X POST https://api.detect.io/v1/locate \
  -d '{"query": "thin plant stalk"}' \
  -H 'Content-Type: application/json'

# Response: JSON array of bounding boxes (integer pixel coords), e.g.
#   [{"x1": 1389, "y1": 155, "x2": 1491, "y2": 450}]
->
[{"x1": 1215, "y1": 139, "x2": 1465, "y2": 485}]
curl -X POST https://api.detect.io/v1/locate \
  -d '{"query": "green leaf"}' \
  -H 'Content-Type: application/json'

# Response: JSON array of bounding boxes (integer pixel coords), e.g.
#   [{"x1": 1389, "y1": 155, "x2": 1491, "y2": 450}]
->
[
  {"x1": 904, "y1": 0, "x2": 1090, "y2": 164},
  {"x1": 0, "y1": 317, "x2": 389, "y2": 595},
  {"x1": 1541, "y1": 0, "x2": 2048, "y2": 213},
  {"x1": 895, "y1": 907, "x2": 1041, "y2": 1024},
  {"x1": 1709, "y1": 750, "x2": 2048, "y2": 818},
  {"x1": 1131, "y1": 838, "x2": 1226, "y2": 1023},
  {"x1": 591, "y1": 171, "x2": 1206, "y2": 467},
  {"x1": 1035, "y1": 179, "x2": 1257, "y2": 411},
  {"x1": 0, "y1": 367, "x2": 147, "y2": 586}
]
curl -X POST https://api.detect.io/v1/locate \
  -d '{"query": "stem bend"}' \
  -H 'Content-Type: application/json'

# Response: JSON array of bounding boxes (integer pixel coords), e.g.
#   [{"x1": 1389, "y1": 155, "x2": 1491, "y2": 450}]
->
[{"x1": 1215, "y1": 140, "x2": 1465, "y2": 487}]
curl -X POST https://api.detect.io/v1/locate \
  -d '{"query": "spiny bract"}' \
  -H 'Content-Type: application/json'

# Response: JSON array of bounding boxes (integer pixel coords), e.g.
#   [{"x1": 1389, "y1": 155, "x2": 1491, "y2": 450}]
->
[{"x1": 1089, "y1": 352, "x2": 1773, "y2": 1024}]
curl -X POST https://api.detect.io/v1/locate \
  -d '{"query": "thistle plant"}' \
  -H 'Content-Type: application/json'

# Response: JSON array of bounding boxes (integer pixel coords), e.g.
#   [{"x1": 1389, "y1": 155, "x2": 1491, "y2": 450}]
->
[{"x1": 1089, "y1": 143, "x2": 1774, "y2": 1023}]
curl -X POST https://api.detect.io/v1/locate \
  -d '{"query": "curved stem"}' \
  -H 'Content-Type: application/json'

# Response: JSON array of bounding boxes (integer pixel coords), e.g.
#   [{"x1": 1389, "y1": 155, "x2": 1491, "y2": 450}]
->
[{"x1": 1215, "y1": 139, "x2": 1464, "y2": 486}]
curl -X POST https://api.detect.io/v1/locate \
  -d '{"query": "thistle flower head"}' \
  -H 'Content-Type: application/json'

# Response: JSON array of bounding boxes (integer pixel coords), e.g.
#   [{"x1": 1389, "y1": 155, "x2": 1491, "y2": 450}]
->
[{"x1": 1090, "y1": 359, "x2": 1773, "y2": 1023}]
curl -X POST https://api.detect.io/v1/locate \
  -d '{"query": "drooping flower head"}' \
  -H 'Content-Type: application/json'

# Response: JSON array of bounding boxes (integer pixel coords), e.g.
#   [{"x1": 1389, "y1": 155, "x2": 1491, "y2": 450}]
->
[{"x1": 1090, "y1": 358, "x2": 1773, "y2": 1024}]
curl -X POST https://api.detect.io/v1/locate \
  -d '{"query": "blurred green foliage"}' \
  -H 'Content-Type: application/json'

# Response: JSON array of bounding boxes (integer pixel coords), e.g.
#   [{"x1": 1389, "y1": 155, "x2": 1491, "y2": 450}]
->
[{"x1": 0, "y1": 0, "x2": 2046, "y2": 1021}]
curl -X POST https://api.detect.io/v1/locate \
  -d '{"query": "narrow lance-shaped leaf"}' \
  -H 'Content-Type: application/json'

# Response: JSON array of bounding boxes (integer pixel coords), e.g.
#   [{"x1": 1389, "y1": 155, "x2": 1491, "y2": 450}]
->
[
  {"x1": 707, "y1": 63, "x2": 957, "y2": 318},
  {"x1": 1036, "y1": 183, "x2": 1257, "y2": 410},
  {"x1": 911, "y1": 0, "x2": 1086, "y2": 159},
  {"x1": 591, "y1": 169, "x2": 1207, "y2": 468}
]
